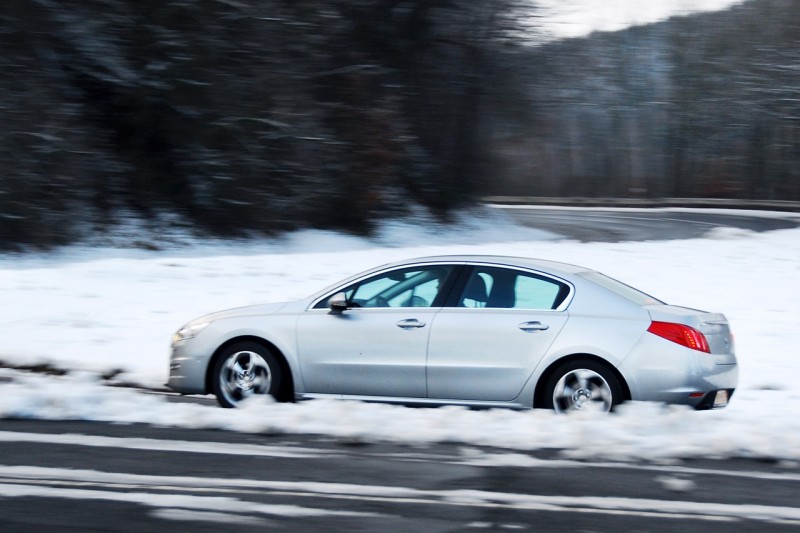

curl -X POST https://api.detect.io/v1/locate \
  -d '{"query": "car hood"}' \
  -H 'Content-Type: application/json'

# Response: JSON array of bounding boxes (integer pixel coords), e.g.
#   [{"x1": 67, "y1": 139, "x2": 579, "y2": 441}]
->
[{"x1": 200, "y1": 302, "x2": 290, "y2": 322}]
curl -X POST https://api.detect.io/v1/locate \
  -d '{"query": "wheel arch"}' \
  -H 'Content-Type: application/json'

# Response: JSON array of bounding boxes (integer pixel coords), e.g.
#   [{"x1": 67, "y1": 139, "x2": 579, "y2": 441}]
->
[
  {"x1": 205, "y1": 335, "x2": 295, "y2": 402},
  {"x1": 533, "y1": 353, "x2": 631, "y2": 408}
]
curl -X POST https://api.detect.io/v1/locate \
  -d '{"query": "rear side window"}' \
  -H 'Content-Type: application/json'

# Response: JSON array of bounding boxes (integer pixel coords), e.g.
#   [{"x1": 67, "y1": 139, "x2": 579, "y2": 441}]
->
[
  {"x1": 578, "y1": 271, "x2": 663, "y2": 306},
  {"x1": 457, "y1": 266, "x2": 570, "y2": 310}
]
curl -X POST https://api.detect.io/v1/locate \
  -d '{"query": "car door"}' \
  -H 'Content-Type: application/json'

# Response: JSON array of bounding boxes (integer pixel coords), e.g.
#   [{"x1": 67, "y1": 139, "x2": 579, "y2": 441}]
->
[
  {"x1": 426, "y1": 265, "x2": 571, "y2": 402},
  {"x1": 296, "y1": 264, "x2": 455, "y2": 398}
]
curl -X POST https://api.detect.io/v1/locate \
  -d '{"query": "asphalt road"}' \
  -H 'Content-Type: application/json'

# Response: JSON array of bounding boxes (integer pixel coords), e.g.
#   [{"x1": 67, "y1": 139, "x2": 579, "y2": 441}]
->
[
  {"x1": 2, "y1": 418, "x2": 800, "y2": 532},
  {"x1": 492, "y1": 206, "x2": 800, "y2": 242}
]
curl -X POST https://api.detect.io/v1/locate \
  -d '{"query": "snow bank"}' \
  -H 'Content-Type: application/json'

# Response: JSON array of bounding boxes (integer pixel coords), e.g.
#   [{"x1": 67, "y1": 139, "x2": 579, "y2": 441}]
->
[
  {"x1": 0, "y1": 210, "x2": 798, "y2": 460},
  {"x1": 2, "y1": 371, "x2": 800, "y2": 462},
  {"x1": 1, "y1": 214, "x2": 796, "y2": 392}
]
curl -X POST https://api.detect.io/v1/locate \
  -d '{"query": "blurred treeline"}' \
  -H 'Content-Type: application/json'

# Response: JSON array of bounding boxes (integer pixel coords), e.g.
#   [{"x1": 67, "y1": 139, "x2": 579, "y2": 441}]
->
[
  {"x1": 1, "y1": 0, "x2": 798, "y2": 249},
  {"x1": 1, "y1": 0, "x2": 525, "y2": 248},
  {"x1": 489, "y1": 0, "x2": 800, "y2": 201}
]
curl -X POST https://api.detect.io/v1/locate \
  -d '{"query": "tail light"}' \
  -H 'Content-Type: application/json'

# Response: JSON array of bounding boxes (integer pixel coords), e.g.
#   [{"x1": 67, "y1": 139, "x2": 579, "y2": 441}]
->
[{"x1": 647, "y1": 321, "x2": 711, "y2": 353}]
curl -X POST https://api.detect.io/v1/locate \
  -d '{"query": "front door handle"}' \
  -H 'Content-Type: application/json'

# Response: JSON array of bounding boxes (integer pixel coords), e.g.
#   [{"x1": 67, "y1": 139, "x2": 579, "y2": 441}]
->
[
  {"x1": 518, "y1": 321, "x2": 549, "y2": 332},
  {"x1": 397, "y1": 318, "x2": 426, "y2": 329}
]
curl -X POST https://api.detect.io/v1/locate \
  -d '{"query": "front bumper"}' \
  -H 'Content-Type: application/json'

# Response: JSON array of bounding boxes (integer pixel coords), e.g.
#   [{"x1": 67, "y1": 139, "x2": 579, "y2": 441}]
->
[{"x1": 167, "y1": 343, "x2": 210, "y2": 395}]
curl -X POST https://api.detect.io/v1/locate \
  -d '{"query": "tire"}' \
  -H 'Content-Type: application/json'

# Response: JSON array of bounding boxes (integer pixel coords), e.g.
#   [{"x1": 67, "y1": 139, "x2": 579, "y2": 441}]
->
[
  {"x1": 211, "y1": 341, "x2": 283, "y2": 408},
  {"x1": 541, "y1": 359, "x2": 623, "y2": 413}
]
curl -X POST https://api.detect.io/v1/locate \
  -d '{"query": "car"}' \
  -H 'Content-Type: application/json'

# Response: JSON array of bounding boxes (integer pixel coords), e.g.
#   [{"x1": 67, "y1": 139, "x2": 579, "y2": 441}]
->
[{"x1": 168, "y1": 255, "x2": 738, "y2": 413}]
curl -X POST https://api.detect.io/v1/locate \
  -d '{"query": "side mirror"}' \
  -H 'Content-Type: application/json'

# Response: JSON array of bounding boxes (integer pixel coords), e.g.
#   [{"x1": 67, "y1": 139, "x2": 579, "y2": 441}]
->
[{"x1": 328, "y1": 292, "x2": 349, "y2": 314}]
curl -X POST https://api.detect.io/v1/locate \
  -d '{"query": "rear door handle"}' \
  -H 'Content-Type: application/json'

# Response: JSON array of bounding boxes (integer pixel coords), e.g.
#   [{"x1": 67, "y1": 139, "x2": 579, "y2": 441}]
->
[
  {"x1": 518, "y1": 321, "x2": 549, "y2": 332},
  {"x1": 397, "y1": 318, "x2": 426, "y2": 329}
]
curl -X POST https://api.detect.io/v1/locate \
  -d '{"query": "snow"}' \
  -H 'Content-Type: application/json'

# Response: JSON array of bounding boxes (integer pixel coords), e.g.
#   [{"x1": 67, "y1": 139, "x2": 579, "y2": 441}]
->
[
  {"x1": 534, "y1": 0, "x2": 747, "y2": 40},
  {"x1": 1, "y1": 208, "x2": 799, "y2": 461}
]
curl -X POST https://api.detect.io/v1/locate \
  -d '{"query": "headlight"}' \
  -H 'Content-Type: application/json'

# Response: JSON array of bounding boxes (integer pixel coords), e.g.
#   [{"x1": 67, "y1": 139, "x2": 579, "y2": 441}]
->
[{"x1": 172, "y1": 321, "x2": 210, "y2": 344}]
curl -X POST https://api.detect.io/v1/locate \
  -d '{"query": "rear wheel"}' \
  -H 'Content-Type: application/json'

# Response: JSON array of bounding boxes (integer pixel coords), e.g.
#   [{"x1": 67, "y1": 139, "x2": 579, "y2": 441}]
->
[
  {"x1": 542, "y1": 359, "x2": 623, "y2": 413},
  {"x1": 211, "y1": 342, "x2": 283, "y2": 408}
]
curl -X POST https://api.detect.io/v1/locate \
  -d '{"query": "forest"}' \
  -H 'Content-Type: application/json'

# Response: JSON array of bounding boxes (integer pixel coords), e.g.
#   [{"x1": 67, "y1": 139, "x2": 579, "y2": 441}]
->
[
  {"x1": 488, "y1": 0, "x2": 800, "y2": 201},
  {"x1": 1, "y1": 0, "x2": 797, "y2": 249}
]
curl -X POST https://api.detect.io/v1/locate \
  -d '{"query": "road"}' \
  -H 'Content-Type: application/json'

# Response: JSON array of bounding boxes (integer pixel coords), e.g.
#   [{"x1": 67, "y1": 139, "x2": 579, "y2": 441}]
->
[
  {"x1": 492, "y1": 205, "x2": 800, "y2": 242},
  {"x1": 2, "y1": 418, "x2": 800, "y2": 532}
]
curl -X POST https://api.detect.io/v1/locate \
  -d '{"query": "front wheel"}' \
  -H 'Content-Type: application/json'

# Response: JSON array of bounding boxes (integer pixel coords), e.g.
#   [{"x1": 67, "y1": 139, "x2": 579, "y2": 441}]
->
[
  {"x1": 211, "y1": 342, "x2": 283, "y2": 408},
  {"x1": 541, "y1": 359, "x2": 623, "y2": 413}
]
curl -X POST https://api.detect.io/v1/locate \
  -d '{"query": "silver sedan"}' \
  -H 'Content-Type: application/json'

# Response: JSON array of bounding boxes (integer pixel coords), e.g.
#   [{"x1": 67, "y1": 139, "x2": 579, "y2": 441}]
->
[{"x1": 168, "y1": 256, "x2": 738, "y2": 412}]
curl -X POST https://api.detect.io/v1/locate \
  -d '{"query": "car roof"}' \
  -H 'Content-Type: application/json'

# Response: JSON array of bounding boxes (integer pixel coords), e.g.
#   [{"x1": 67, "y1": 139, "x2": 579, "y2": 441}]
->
[
  {"x1": 379, "y1": 255, "x2": 594, "y2": 277},
  {"x1": 306, "y1": 254, "x2": 600, "y2": 305}
]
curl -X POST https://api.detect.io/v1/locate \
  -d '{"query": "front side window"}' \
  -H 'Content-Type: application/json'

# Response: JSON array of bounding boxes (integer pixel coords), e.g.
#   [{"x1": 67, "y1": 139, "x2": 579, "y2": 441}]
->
[
  {"x1": 457, "y1": 266, "x2": 570, "y2": 310},
  {"x1": 315, "y1": 265, "x2": 454, "y2": 309}
]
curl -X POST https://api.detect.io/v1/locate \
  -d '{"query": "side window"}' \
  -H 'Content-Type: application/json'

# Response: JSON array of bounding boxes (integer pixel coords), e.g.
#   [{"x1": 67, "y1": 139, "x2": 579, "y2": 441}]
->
[
  {"x1": 315, "y1": 266, "x2": 453, "y2": 309},
  {"x1": 514, "y1": 275, "x2": 563, "y2": 309},
  {"x1": 458, "y1": 267, "x2": 569, "y2": 310}
]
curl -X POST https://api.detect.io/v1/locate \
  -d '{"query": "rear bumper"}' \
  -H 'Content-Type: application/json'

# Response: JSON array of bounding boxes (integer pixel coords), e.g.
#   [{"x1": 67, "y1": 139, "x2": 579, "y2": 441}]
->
[
  {"x1": 620, "y1": 333, "x2": 739, "y2": 408},
  {"x1": 693, "y1": 389, "x2": 735, "y2": 410}
]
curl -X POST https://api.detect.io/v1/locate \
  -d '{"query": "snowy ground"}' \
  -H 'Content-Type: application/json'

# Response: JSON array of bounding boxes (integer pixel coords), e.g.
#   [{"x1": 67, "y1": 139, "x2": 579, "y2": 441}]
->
[{"x1": 1, "y1": 208, "x2": 799, "y2": 461}]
